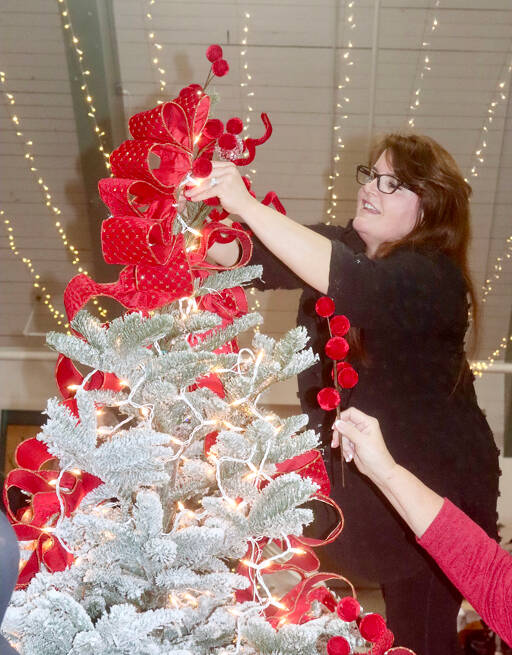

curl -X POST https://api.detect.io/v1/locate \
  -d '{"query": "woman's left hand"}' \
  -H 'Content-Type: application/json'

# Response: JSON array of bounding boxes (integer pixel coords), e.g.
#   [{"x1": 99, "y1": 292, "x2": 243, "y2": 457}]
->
[{"x1": 185, "y1": 161, "x2": 257, "y2": 217}]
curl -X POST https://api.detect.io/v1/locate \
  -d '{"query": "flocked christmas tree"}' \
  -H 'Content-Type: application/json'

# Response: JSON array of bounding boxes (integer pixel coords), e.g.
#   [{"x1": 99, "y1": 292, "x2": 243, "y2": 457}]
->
[{"x1": 2, "y1": 46, "x2": 413, "y2": 655}]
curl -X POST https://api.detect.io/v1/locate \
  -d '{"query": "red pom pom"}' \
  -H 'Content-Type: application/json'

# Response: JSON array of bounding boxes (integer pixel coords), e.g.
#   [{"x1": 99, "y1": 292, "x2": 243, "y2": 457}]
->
[
  {"x1": 212, "y1": 59, "x2": 229, "y2": 77},
  {"x1": 192, "y1": 157, "x2": 212, "y2": 178},
  {"x1": 204, "y1": 119, "x2": 224, "y2": 139},
  {"x1": 326, "y1": 636, "x2": 350, "y2": 655},
  {"x1": 359, "y1": 613, "x2": 387, "y2": 643},
  {"x1": 330, "y1": 314, "x2": 350, "y2": 337},
  {"x1": 372, "y1": 628, "x2": 394, "y2": 654},
  {"x1": 315, "y1": 296, "x2": 335, "y2": 317},
  {"x1": 206, "y1": 44, "x2": 223, "y2": 63},
  {"x1": 338, "y1": 366, "x2": 359, "y2": 389},
  {"x1": 218, "y1": 133, "x2": 238, "y2": 151},
  {"x1": 317, "y1": 387, "x2": 341, "y2": 411},
  {"x1": 336, "y1": 596, "x2": 361, "y2": 622},
  {"x1": 226, "y1": 117, "x2": 244, "y2": 135},
  {"x1": 325, "y1": 337, "x2": 349, "y2": 360}
]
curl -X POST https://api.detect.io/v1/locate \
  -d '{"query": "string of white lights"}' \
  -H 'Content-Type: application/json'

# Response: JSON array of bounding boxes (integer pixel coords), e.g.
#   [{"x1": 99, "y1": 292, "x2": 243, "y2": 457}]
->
[
  {"x1": 1, "y1": 209, "x2": 70, "y2": 329},
  {"x1": 325, "y1": 0, "x2": 356, "y2": 224},
  {"x1": 0, "y1": 72, "x2": 107, "y2": 319},
  {"x1": 56, "y1": 0, "x2": 111, "y2": 173},
  {"x1": 239, "y1": 8, "x2": 257, "y2": 181},
  {"x1": 142, "y1": 0, "x2": 168, "y2": 103},
  {"x1": 407, "y1": 0, "x2": 440, "y2": 128}
]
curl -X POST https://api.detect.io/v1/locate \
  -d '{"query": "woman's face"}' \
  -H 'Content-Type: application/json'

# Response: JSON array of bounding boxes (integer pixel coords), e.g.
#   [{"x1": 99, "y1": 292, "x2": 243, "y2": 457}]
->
[{"x1": 353, "y1": 150, "x2": 421, "y2": 257}]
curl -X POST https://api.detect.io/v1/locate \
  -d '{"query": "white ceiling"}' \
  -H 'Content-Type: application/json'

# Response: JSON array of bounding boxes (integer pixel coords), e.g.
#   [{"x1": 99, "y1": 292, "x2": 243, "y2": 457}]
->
[{"x1": 0, "y1": 0, "x2": 511, "y2": 362}]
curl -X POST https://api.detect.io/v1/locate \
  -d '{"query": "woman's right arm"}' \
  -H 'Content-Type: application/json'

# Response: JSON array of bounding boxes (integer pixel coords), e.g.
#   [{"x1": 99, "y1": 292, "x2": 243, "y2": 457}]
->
[{"x1": 186, "y1": 162, "x2": 332, "y2": 293}]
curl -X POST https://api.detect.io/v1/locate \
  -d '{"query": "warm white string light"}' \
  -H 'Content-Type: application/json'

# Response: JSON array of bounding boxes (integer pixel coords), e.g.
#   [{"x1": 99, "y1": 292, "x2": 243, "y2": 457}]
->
[
  {"x1": 464, "y1": 52, "x2": 512, "y2": 181},
  {"x1": 1, "y1": 210, "x2": 70, "y2": 329},
  {"x1": 0, "y1": 72, "x2": 108, "y2": 319},
  {"x1": 55, "y1": 0, "x2": 111, "y2": 172},
  {"x1": 325, "y1": 0, "x2": 356, "y2": 224},
  {"x1": 407, "y1": 0, "x2": 440, "y2": 128},
  {"x1": 471, "y1": 335, "x2": 512, "y2": 376},
  {"x1": 481, "y1": 235, "x2": 512, "y2": 303},
  {"x1": 240, "y1": 9, "x2": 257, "y2": 181},
  {"x1": 142, "y1": 0, "x2": 168, "y2": 103}
]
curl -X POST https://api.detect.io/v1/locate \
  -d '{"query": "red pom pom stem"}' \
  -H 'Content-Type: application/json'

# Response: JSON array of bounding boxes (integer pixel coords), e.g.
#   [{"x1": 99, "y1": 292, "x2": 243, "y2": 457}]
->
[
  {"x1": 212, "y1": 59, "x2": 229, "y2": 77},
  {"x1": 330, "y1": 314, "x2": 350, "y2": 337},
  {"x1": 336, "y1": 596, "x2": 361, "y2": 622},
  {"x1": 206, "y1": 44, "x2": 223, "y2": 63},
  {"x1": 325, "y1": 336, "x2": 349, "y2": 360},
  {"x1": 315, "y1": 296, "x2": 335, "y2": 318},
  {"x1": 338, "y1": 366, "x2": 359, "y2": 389},
  {"x1": 226, "y1": 117, "x2": 244, "y2": 135},
  {"x1": 317, "y1": 387, "x2": 341, "y2": 411},
  {"x1": 192, "y1": 157, "x2": 212, "y2": 178},
  {"x1": 326, "y1": 636, "x2": 350, "y2": 655},
  {"x1": 359, "y1": 613, "x2": 387, "y2": 643}
]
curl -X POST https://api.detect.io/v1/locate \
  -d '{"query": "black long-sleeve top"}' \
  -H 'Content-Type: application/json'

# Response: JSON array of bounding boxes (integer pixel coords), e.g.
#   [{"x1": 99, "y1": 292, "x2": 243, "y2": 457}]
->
[{"x1": 248, "y1": 221, "x2": 500, "y2": 582}]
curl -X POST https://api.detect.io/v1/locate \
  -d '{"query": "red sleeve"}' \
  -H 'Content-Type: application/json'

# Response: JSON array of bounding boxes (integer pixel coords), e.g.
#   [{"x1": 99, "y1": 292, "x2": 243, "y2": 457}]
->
[{"x1": 418, "y1": 498, "x2": 512, "y2": 646}]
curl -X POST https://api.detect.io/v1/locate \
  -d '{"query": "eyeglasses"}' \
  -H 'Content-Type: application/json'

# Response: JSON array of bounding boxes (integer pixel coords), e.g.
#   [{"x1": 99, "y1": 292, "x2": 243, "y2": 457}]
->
[{"x1": 356, "y1": 165, "x2": 412, "y2": 194}]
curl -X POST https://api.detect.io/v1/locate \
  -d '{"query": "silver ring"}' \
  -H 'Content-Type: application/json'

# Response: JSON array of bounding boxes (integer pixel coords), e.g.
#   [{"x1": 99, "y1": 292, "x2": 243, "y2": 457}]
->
[{"x1": 210, "y1": 177, "x2": 219, "y2": 187}]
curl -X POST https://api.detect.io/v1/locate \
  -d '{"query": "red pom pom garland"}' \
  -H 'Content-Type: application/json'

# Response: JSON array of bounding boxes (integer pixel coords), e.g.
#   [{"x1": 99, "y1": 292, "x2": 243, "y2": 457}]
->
[
  {"x1": 218, "y1": 133, "x2": 238, "y2": 151},
  {"x1": 206, "y1": 44, "x2": 223, "y2": 63},
  {"x1": 212, "y1": 59, "x2": 229, "y2": 77},
  {"x1": 192, "y1": 157, "x2": 213, "y2": 178},
  {"x1": 326, "y1": 636, "x2": 351, "y2": 655},
  {"x1": 336, "y1": 596, "x2": 361, "y2": 622},
  {"x1": 226, "y1": 117, "x2": 244, "y2": 135},
  {"x1": 317, "y1": 387, "x2": 341, "y2": 411},
  {"x1": 325, "y1": 336, "x2": 349, "y2": 360},
  {"x1": 330, "y1": 314, "x2": 350, "y2": 337},
  {"x1": 338, "y1": 366, "x2": 359, "y2": 389},
  {"x1": 315, "y1": 296, "x2": 335, "y2": 318},
  {"x1": 359, "y1": 613, "x2": 387, "y2": 642}
]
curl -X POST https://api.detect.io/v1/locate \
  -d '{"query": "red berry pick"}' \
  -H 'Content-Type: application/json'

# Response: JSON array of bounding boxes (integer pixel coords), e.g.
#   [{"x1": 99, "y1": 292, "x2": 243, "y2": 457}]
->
[
  {"x1": 317, "y1": 387, "x2": 341, "y2": 411},
  {"x1": 315, "y1": 296, "x2": 335, "y2": 318},
  {"x1": 336, "y1": 596, "x2": 361, "y2": 622},
  {"x1": 206, "y1": 44, "x2": 223, "y2": 62},
  {"x1": 326, "y1": 636, "x2": 350, "y2": 655}
]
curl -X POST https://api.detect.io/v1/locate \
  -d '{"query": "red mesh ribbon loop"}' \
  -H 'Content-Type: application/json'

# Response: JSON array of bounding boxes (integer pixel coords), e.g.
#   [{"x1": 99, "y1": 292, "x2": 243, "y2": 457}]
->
[
  {"x1": 189, "y1": 223, "x2": 253, "y2": 271},
  {"x1": 110, "y1": 140, "x2": 191, "y2": 191},
  {"x1": 98, "y1": 179, "x2": 177, "y2": 221},
  {"x1": 101, "y1": 215, "x2": 175, "y2": 266},
  {"x1": 232, "y1": 113, "x2": 273, "y2": 166}
]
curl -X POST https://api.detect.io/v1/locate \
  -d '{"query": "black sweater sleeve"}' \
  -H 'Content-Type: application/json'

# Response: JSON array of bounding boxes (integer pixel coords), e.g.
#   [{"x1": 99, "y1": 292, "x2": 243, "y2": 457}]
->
[{"x1": 247, "y1": 223, "x2": 354, "y2": 291}]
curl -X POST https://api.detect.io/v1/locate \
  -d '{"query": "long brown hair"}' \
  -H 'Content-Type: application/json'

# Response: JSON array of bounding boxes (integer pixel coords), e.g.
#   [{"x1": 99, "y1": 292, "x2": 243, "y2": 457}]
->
[{"x1": 349, "y1": 131, "x2": 479, "y2": 362}]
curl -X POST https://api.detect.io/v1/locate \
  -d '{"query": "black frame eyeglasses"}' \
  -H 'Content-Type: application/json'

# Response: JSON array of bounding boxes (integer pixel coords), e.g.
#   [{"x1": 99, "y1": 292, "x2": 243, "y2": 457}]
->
[{"x1": 356, "y1": 165, "x2": 412, "y2": 194}]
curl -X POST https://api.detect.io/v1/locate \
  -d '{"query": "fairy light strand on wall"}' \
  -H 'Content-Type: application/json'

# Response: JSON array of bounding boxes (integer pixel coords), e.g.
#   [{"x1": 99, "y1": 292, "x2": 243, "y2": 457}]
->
[
  {"x1": 0, "y1": 72, "x2": 108, "y2": 319},
  {"x1": 240, "y1": 9, "x2": 257, "y2": 181},
  {"x1": 407, "y1": 0, "x2": 440, "y2": 128},
  {"x1": 56, "y1": 0, "x2": 111, "y2": 173},
  {"x1": 143, "y1": 0, "x2": 168, "y2": 103},
  {"x1": 325, "y1": 0, "x2": 356, "y2": 224},
  {"x1": 2, "y1": 210, "x2": 70, "y2": 329}
]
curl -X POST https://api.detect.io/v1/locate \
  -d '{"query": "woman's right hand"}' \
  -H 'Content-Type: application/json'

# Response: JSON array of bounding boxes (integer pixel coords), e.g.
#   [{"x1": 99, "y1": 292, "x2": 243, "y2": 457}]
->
[{"x1": 332, "y1": 407, "x2": 397, "y2": 483}]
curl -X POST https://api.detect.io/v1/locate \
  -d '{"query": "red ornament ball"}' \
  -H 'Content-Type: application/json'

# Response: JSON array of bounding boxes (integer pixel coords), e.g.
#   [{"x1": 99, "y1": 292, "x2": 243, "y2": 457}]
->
[
  {"x1": 325, "y1": 337, "x2": 349, "y2": 360},
  {"x1": 359, "y1": 613, "x2": 387, "y2": 642},
  {"x1": 192, "y1": 157, "x2": 212, "y2": 178},
  {"x1": 226, "y1": 117, "x2": 244, "y2": 135},
  {"x1": 336, "y1": 596, "x2": 361, "y2": 622},
  {"x1": 218, "y1": 133, "x2": 238, "y2": 151},
  {"x1": 317, "y1": 387, "x2": 341, "y2": 411},
  {"x1": 204, "y1": 119, "x2": 224, "y2": 139},
  {"x1": 206, "y1": 44, "x2": 223, "y2": 63},
  {"x1": 330, "y1": 314, "x2": 350, "y2": 337},
  {"x1": 326, "y1": 636, "x2": 350, "y2": 655},
  {"x1": 338, "y1": 366, "x2": 359, "y2": 389},
  {"x1": 212, "y1": 59, "x2": 229, "y2": 77},
  {"x1": 315, "y1": 296, "x2": 335, "y2": 317}
]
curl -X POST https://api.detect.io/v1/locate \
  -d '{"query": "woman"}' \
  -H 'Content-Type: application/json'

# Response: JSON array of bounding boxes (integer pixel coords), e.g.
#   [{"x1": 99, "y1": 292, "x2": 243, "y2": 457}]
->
[
  {"x1": 332, "y1": 405, "x2": 511, "y2": 647},
  {"x1": 186, "y1": 133, "x2": 500, "y2": 654}
]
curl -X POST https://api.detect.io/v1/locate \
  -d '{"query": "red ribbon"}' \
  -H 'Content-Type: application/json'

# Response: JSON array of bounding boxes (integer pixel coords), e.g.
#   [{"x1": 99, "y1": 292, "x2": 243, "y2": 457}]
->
[{"x1": 3, "y1": 438, "x2": 101, "y2": 588}]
